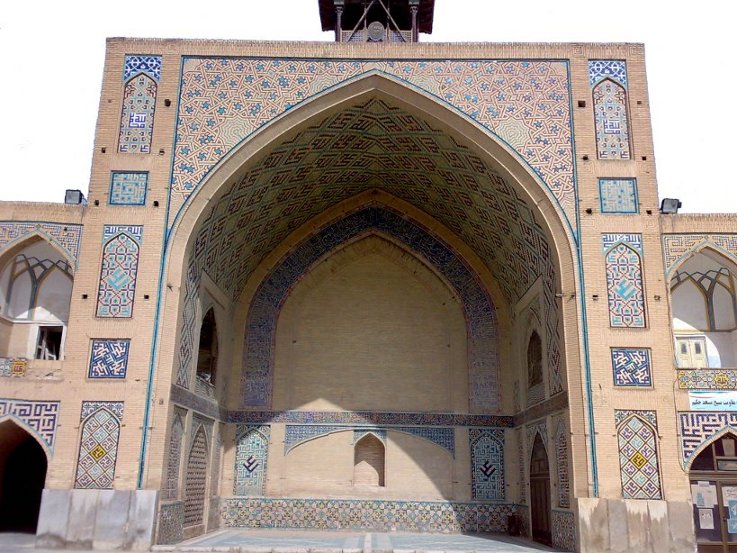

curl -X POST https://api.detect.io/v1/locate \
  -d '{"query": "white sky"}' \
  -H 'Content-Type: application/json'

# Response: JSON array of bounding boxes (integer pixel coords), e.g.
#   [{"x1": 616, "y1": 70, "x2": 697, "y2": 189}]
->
[{"x1": 0, "y1": 0, "x2": 734, "y2": 213}]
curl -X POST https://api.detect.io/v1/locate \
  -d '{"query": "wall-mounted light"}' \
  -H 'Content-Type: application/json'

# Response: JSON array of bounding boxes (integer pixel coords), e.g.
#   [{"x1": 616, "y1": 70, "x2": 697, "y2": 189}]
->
[{"x1": 660, "y1": 198, "x2": 682, "y2": 214}]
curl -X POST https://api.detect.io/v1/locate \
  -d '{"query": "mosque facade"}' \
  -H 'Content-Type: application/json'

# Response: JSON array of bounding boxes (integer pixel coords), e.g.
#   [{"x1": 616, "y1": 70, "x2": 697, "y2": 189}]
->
[{"x1": 0, "y1": 3, "x2": 736, "y2": 552}]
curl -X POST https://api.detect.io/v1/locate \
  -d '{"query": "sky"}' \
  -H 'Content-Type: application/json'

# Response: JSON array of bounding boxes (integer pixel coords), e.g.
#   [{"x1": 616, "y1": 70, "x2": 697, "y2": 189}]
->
[{"x1": 0, "y1": 1, "x2": 734, "y2": 213}]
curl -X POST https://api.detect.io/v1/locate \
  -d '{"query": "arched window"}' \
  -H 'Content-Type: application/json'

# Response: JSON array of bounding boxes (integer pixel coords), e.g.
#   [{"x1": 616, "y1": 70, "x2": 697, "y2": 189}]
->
[
  {"x1": 196, "y1": 308, "x2": 218, "y2": 384},
  {"x1": 593, "y1": 78, "x2": 631, "y2": 160},
  {"x1": 353, "y1": 434, "x2": 385, "y2": 487},
  {"x1": 527, "y1": 331, "x2": 543, "y2": 388}
]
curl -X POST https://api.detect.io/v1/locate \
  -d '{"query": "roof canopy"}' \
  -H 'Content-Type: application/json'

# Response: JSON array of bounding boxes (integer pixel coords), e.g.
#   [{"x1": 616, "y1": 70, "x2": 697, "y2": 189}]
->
[{"x1": 318, "y1": 0, "x2": 436, "y2": 34}]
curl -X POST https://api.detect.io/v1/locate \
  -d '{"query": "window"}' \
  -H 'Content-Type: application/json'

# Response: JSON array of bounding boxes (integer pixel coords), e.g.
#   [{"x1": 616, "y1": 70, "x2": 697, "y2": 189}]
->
[
  {"x1": 196, "y1": 308, "x2": 218, "y2": 384},
  {"x1": 527, "y1": 331, "x2": 543, "y2": 387},
  {"x1": 676, "y1": 336, "x2": 708, "y2": 368},
  {"x1": 35, "y1": 326, "x2": 63, "y2": 360}
]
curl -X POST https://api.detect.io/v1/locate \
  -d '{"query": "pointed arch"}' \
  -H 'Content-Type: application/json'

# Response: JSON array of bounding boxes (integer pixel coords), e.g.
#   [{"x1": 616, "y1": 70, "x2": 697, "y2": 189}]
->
[
  {"x1": 118, "y1": 73, "x2": 157, "y2": 154},
  {"x1": 74, "y1": 402, "x2": 124, "y2": 489},
  {"x1": 96, "y1": 227, "x2": 142, "y2": 318},
  {"x1": 614, "y1": 411, "x2": 661, "y2": 499},
  {"x1": 184, "y1": 424, "x2": 209, "y2": 527},
  {"x1": 593, "y1": 77, "x2": 631, "y2": 160},
  {"x1": 354, "y1": 433, "x2": 385, "y2": 487},
  {"x1": 163, "y1": 408, "x2": 186, "y2": 500},
  {"x1": 234, "y1": 425, "x2": 270, "y2": 496},
  {"x1": 604, "y1": 237, "x2": 646, "y2": 328}
]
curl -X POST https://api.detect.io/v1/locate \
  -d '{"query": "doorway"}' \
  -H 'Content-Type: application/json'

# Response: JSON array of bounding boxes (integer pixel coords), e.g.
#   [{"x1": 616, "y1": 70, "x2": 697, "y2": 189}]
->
[
  {"x1": 0, "y1": 421, "x2": 48, "y2": 533},
  {"x1": 529, "y1": 432, "x2": 551, "y2": 546}
]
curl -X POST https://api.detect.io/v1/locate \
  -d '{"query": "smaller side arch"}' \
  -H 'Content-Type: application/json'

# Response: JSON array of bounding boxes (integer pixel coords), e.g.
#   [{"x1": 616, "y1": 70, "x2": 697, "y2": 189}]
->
[{"x1": 354, "y1": 433, "x2": 385, "y2": 487}]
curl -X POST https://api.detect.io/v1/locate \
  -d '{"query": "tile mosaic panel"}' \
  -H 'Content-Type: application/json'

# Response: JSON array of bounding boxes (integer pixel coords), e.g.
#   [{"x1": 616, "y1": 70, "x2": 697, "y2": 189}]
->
[
  {"x1": 88, "y1": 339, "x2": 130, "y2": 379},
  {"x1": 516, "y1": 427, "x2": 525, "y2": 504},
  {"x1": 156, "y1": 501, "x2": 184, "y2": 545},
  {"x1": 611, "y1": 348, "x2": 652, "y2": 387},
  {"x1": 74, "y1": 401, "x2": 124, "y2": 489},
  {"x1": 469, "y1": 428, "x2": 505, "y2": 501},
  {"x1": 0, "y1": 398, "x2": 59, "y2": 449},
  {"x1": 679, "y1": 412, "x2": 737, "y2": 467},
  {"x1": 353, "y1": 429, "x2": 387, "y2": 444},
  {"x1": 123, "y1": 55, "x2": 162, "y2": 82},
  {"x1": 0, "y1": 222, "x2": 82, "y2": 265},
  {"x1": 590, "y1": 60, "x2": 630, "y2": 160},
  {"x1": 603, "y1": 234, "x2": 646, "y2": 328},
  {"x1": 177, "y1": 99, "x2": 562, "y2": 399},
  {"x1": 184, "y1": 423, "x2": 209, "y2": 526},
  {"x1": 173, "y1": 58, "x2": 574, "y2": 222},
  {"x1": 589, "y1": 60, "x2": 628, "y2": 87},
  {"x1": 119, "y1": 74, "x2": 157, "y2": 154},
  {"x1": 551, "y1": 509, "x2": 576, "y2": 552},
  {"x1": 220, "y1": 497, "x2": 524, "y2": 533},
  {"x1": 234, "y1": 425, "x2": 269, "y2": 496},
  {"x1": 599, "y1": 178, "x2": 638, "y2": 214},
  {"x1": 663, "y1": 234, "x2": 737, "y2": 276},
  {"x1": 238, "y1": 206, "x2": 499, "y2": 412},
  {"x1": 109, "y1": 172, "x2": 148, "y2": 206},
  {"x1": 211, "y1": 423, "x2": 223, "y2": 500},
  {"x1": 0, "y1": 357, "x2": 28, "y2": 378},
  {"x1": 554, "y1": 418, "x2": 570, "y2": 508},
  {"x1": 164, "y1": 408, "x2": 186, "y2": 501},
  {"x1": 678, "y1": 369, "x2": 737, "y2": 389},
  {"x1": 526, "y1": 420, "x2": 548, "y2": 456},
  {"x1": 96, "y1": 225, "x2": 143, "y2": 318},
  {"x1": 615, "y1": 410, "x2": 662, "y2": 500}
]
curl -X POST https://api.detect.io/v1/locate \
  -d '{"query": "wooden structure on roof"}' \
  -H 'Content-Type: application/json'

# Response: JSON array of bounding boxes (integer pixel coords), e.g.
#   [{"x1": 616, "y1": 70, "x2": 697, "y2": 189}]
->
[{"x1": 318, "y1": 0, "x2": 435, "y2": 43}]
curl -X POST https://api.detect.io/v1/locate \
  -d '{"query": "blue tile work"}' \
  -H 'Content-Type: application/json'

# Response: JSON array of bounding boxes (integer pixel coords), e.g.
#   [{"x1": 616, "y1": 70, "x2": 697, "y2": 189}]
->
[
  {"x1": 588, "y1": 60, "x2": 627, "y2": 87},
  {"x1": 353, "y1": 429, "x2": 387, "y2": 444},
  {"x1": 156, "y1": 501, "x2": 184, "y2": 545},
  {"x1": 185, "y1": 421, "x2": 210, "y2": 526},
  {"x1": 96, "y1": 225, "x2": 143, "y2": 318},
  {"x1": 603, "y1": 234, "x2": 646, "y2": 328},
  {"x1": 679, "y1": 412, "x2": 737, "y2": 467},
  {"x1": 678, "y1": 369, "x2": 737, "y2": 389},
  {"x1": 234, "y1": 425, "x2": 270, "y2": 496},
  {"x1": 240, "y1": 207, "x2": 499, "y2": 412},
  {"x1": 164, "y1": 408, "x2": 186, "y2": 500},
  {"x1": 74, "y1": 401, "x2": 124, "y2": 489},
  {"x1": 526, "y1": 420, "x2": 548, "y2": 456},
  {"x1": 88, "y1": 339, "x2": 130, "y2": 379},
  {"x1": 614, "y1": 410, "x2": 662, "y2": 500},
  {"x1": 611, "y1": 348, "x2": 652, "y2": 387},
  {"x1": 0, "y1": 222, "x2": 82, "y2": 266},
  {"x1": 394, "y1": 427, "x2": 455, "y2": 456},
  {"x1": 663, "y1": 234, "x2": 737, "y2": 276},
  {"x1": 590, "y1": 61, "x2": 631, "y2": 160},
  {"x1": 220, "y1": 497, "x2": 525, "y2": 533},
  {"x1": 119, "y1": 75, "x2": 157, "y2": 154},
  {"x1": 0, "y1": 398, "x2": 59, "y2": 450},
  {"x1": 599, "y1": 178, "x2": 638, "y2": 214},
  {"x1": 552, "y1": 509, "x2": 576, "y2": 552},
  {"x1": 109, "y1": 172, "x2": 148, "y2": 206},
  {"x1": 123, "y1": 55, "x2": 162, "y2": 82},
  {"x1": 0, "y1": 358, "x2": 28, "y2": 378},
  {"x1": 469, "y1": 428, "x2": 505, "y2": 501},
  {"x1": 554, "y1": 418, "x2": 570, "y2": 508},
  {"x1": 284, "y1": 425, "x2": 346, "y2": 453}
]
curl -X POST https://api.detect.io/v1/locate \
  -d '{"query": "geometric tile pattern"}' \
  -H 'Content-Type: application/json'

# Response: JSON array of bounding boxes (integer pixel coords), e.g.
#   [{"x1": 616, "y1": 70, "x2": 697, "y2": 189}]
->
[
  {"x1": 164, "y1": 408, "x2": 186, "y2": 501},
  {"x1": 611, "y1": 348, "x2": 652, "y2": 387},
  {"x1": 221, "y1": 497, "x2": 524, "y2": 533},
  {"x1": 603, "y1": 234, "x2": 646, "y2": 328},
  {"x1": 123, "y1": 55, "x2": 162, "y2": 82},
  {"x1": 88, "y1": 339, "x2": 130, "y2": 379},
  {"x1": 679, "y1": 412, "x2": 737, "y2": 467},
  {"x1": 552, "y1": 509, "x2": 576, "y2": 552},
  {"x1": 74, "y1": 401, "x2": 124, "y2": 489},
  {"x1": 614, "y1": 410, "x2": 662, "y2": 500},
  {"x1": 235, "y1": 206, "x2": 499, "y2": 412},
  {"x1": 156, "y1": 501, "x2": 184, "y2": 545},
  {"x1": 678, "y1": 369, "x2": 737, "y2": 389},
  {"x1": 109, "y1": 172, "x2": 148, "y2": 206},
  {"x1": 0, "y1": 398, "x2": 59, "y2": 450},
  {"x1": 177, "y1": 99, "x2": 562, "y2": 399},
  {"x1": 234, "y1": 425, "x2": 269, "y2": 496},
  {"x1": 0, "y1": 358, "x2": 28, "y2": 378},
  {"x1": 0, "y1": 222, "x2": 83, "y2": 266},
  {"x1": 172, "y1": 58, "x2": 574, "y2": 223},
  {"x1": 599, "y1": 178, "x2": 638, "y2": 214},
  {"x1": 96, "y1": 225, "x2": 143, "y2": 318},
  {"x1": 554, "y1": 418, "x2": 570, "y2": 508},
  {"x1": 184, "y1": 423, "x2": 209, "y2": 526},
  {"x1": 517, "y1": 427, "x2": 525, "y2": 504},
  {"x1": 590, "y1": 60, "x2": 631, "y2": 160},
  {"x1": 118, "y1": 73, "x2": 157, "y2": 154},
  {"x1": 526, "y1": 420, "x2": 548, "y2": 458},
  {"x1": 469, "y1": 428, "x2": 505, "y2": 501},
  {"x1": 663, "y1": 234, "x2": 737, "y2": 276},
  {"x1": 354, "y1": 429, "x2": 387, "y2": 445}
]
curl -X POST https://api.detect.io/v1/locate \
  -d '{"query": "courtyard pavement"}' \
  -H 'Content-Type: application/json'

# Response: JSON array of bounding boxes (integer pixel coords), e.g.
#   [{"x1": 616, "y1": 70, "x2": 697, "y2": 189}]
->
[{"x1": 0, "y1": 529, "x2": 564, "y2": 553}]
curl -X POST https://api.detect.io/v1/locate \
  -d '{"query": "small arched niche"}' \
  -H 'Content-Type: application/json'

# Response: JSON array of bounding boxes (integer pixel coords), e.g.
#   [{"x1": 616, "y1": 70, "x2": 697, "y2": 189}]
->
[
  {"x1": 196, "y1": 308, "x2": 218, "y2": 385},
  {"x1": 354, "y1": 433, "x2": 385, "y2": 488}
]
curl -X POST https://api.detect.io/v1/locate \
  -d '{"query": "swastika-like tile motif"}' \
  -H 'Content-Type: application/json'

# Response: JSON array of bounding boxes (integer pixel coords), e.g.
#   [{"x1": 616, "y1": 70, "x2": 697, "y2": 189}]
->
[
  {"x1": 554, "y1": 418, "x2": 570, "y2": 508},
  {"x1": 0, "y1": 398, "x2": 59, "y2": 449},
  {"x1": 663, "y1": 234, "x2": 737, "y2": 276},
  {"x1": 221, "y1": 497, "x2": 523, "y2": 533},
  {"x1": 679, "y1": 412, "x2": 737, "y2": 466},
  {"x1": 110, "y1": 172, "x2": 148, "y2": 206},
  {"x1": 599, "y1": 178, "x2": 638, "y2": 214},
  {"x1": 590, "y1": 61, "x2": 630, "y2": 160},
  {"x1": 88, "y1": 339, "x2": 130, "y2": 379},
  {"x1": 611, "y1": 348, "x2": 652, "y2": 387},
  {"x1": 119, "y1": 74, "x2": 157, "y2": 154},
  {"x1": 123, "y1": 55, "x2": 162, "y2": 82},
  {"x1": 469, "y1": 428, "x2": 505, "y2": 501},
  {"x1": 0, "y1": 222, "x2": 82, "y2": 266},
  {"x1": 552, "y1": 509, "x2": 576, "y2": 552},
  {"x1": 74, "y1": 401, "x2": 124, "y2": 489},
  {"x1": 615, "y1": 410, "x2": 661, "y2": 500},
  {"x1": 184, "y1": 423, "x2": 209, "y2": 526},
  {"x1": 236, "y1": 206, "x2": 499, "y2": 412},
  {"x1": 678, "y1": 369, "x2": 737, "y2": 389},
  {"x1": 603, "y1": 234, "x2": 646, "y2": 328},
  {"x1": 164, "y1": 408, "x2": 186, "y2": 501},
  {"x1": 172, "y1": 58, "x2": 574, "y2": 223},
  {"x1": 96, "y1": 225, "x2": 143, "y2": 318},
  {"x1": 176, "y1": 99, "x2": 562, "y2": 398},
  {"x1": 234, "y1": 425, "x2": 269, "y2": 496}
]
